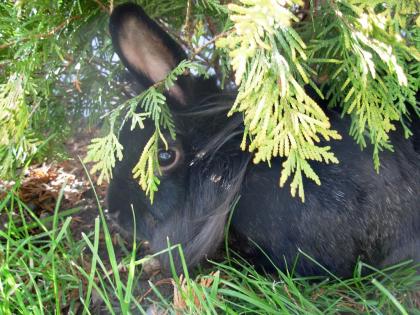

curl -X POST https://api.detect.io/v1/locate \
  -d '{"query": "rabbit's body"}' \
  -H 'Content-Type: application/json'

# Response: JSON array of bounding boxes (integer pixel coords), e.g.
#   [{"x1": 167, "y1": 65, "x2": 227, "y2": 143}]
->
[{"x1": 107, "y1": 3, "x2": 420, "y2": 277}]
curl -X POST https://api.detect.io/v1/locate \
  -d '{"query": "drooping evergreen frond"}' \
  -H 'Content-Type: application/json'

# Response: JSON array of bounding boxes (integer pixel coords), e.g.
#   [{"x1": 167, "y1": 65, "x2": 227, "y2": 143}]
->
[
  {"x1": 132, "y1": 130, "x2": 161, "y2": 203},
  {"x1": 217, "y1": 0, "x2": 341, "y2": 200},
  {"x1": 0, "y1": 74, "x2": 42, "y2": 178},
  {"x1": 308, "y1": 0, "x2": 419, "y2": 170},
  {"x1": 0, "y1": 1, "x2": 118, "y2": 177},
  {"x1": 84, "y1": 130, "x2": 123, "y2": 185}
]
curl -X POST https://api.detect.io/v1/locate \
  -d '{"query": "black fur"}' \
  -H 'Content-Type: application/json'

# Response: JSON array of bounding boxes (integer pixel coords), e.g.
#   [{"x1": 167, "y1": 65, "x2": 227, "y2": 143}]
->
[{"x1": 107, "y1": 3, "x2": 420, "y2": 277}]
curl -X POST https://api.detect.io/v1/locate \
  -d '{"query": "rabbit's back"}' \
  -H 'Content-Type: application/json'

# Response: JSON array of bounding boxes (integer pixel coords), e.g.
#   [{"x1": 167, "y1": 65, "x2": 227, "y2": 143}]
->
[{"x1": 232, "y1": 112, "x2": 420, "y2": 276}]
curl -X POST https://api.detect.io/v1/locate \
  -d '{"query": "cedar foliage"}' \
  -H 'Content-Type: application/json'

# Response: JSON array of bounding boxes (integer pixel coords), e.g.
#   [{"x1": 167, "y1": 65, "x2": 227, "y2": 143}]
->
[{"x1": 0, "y1": 0, "x2": 418, "y2": 201}]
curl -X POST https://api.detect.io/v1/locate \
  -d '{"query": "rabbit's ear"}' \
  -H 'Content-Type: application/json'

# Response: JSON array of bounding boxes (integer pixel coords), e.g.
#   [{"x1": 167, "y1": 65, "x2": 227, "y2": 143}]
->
[{"x1": 110, "y1": 3, "x2": 188, "y2": 105}]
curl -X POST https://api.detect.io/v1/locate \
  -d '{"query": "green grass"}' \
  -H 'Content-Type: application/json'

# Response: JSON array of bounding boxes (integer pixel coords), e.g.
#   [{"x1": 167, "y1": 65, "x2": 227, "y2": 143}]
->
[{"x1": 0, "y1": 185, "x2": 419, "y2": 314}]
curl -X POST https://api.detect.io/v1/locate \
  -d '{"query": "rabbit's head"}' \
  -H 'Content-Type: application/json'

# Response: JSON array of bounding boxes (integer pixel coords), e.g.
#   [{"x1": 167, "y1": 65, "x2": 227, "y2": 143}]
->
[{"x1": 107, "y1": 3, "x2": 249, "y2": 270}]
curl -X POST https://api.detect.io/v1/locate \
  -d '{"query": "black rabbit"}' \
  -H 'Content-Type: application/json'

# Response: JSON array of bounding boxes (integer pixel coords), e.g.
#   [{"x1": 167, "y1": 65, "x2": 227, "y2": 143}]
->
[{"x1": 107, "y1": 3, "x2": 420, "y2": 277}]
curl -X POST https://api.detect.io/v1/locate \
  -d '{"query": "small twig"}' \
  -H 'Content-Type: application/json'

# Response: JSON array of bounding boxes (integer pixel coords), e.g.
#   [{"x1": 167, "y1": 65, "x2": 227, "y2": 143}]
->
[
  {"x1": 182, "y1": 0, "x2": 194, "y2": 47},
  {"x1": 0, "y1": 15, "x2": 81, "y2": 50},
  {"x1": 138, "y1": 278, "x2": 173, "y2": 303},
  {"x1": 190, "y1": 30, "x2": 231, "y2": 60},
  {"x1": 157, "y1": 20, "x2": 190, "y2": 49},
  {"x1": 93, "y1": 0, "x2": 110, "y2": 14},
  {"x1": 205, "y1": 16, "x2": 222, "y2": 78}
]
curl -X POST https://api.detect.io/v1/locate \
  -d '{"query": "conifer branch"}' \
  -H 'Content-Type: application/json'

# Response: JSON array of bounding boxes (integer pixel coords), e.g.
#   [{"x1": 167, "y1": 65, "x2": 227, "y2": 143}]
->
[{"x1": 0, "y1": 16, "x2": 80, "y2": 50}]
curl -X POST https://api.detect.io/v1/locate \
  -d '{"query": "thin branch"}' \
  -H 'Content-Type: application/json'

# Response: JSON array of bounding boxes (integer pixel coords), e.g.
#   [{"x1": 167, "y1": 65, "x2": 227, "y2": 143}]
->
[
  {"x1": 205, "y1": 16, "x2": 222, "y2": 78},
  {"x1": 138, "y1": 278, "x2": 173, "y2": 303},
  {"x1": 190, "y1": 30, "x2": 231, "y2": 60},
  {"x1": 0, "y1": 15, "x2": 81, "y2": 50},
  {"x1": 156, "y1": 20, "x2": 190, "y2": 49},
  {"x1": 93, "y1": 0, "x2": 110, "y2": 14},
  {"x1": 182, "y1": 0, "x2": 194, "y2": 48}
]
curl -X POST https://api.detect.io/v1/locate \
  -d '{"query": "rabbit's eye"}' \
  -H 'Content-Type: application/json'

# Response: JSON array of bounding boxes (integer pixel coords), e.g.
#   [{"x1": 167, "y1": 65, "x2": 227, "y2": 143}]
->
[{"x1": 158, "y1": 149, "x2": 176, "y2": 167}]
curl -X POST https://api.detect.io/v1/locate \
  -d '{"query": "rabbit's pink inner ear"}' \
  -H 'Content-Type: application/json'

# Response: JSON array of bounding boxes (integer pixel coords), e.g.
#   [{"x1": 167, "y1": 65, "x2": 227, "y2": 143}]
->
[{"x1": 118, "y1": 17, "x2": 186, "y2": 105}]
